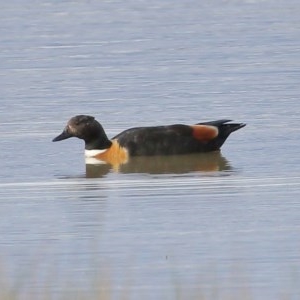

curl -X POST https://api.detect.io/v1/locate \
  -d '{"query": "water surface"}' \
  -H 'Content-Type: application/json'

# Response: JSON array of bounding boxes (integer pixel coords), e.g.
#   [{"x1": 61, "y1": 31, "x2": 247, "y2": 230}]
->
[{"x1": 0, "y1": 0, "x2": 300, "y2": 299}]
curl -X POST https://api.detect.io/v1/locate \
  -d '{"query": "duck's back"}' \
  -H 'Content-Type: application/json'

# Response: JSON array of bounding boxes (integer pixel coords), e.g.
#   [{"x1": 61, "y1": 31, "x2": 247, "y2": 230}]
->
[
  {"x1": 113, "y1": 120, "x2": 244, "y2": 156},
  {"x1": 113, "y1": 125, "x2": 195, "y2": 156}
]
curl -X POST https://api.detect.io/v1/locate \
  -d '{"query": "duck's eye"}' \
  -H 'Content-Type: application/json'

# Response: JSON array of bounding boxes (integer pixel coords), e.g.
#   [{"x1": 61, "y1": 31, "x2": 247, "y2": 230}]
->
[{"x1": 66, "y1": 125, "x2": 75, "y2": 134}]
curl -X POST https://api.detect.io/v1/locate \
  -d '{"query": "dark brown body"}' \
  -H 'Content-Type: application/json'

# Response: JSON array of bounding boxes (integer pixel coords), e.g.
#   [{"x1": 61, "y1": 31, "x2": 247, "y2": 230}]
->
[{"x1": 113, "y1": 121, "x2": 245, "y2": 156}]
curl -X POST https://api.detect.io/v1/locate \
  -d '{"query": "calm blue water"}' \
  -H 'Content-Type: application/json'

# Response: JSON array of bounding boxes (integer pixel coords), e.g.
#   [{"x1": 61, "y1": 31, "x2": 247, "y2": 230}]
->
[{"x1": 0, "y1": 1, "x2": 300, "y2": 299}]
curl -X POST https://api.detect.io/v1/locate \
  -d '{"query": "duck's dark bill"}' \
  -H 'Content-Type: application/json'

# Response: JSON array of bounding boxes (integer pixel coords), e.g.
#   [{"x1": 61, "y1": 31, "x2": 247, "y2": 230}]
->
[{"x1": 52, "y1": 130, "x2": 73, "y2": 142}]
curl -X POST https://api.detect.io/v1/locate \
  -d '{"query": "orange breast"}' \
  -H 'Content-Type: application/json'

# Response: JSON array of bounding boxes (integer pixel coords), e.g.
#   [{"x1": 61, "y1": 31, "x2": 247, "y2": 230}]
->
[
  {"x1": 94, "y1": 140, "x2": 128, "y2": 170},
  {"x1": 191, "y1": 125, "x2": 219, "y2": 142}
]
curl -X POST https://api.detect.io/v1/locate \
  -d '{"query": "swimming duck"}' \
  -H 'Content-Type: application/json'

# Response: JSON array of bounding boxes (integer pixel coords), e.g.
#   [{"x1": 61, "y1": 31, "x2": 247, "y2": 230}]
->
[{"x1": 53, "y1": 115, "x2": 245, "y2": 165}]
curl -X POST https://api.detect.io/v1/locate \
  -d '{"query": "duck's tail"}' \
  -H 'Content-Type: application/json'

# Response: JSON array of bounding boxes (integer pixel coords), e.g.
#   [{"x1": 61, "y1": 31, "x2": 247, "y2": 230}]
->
[{"x1": 197, "y1": 119, "x2": 246, "y2": 150}]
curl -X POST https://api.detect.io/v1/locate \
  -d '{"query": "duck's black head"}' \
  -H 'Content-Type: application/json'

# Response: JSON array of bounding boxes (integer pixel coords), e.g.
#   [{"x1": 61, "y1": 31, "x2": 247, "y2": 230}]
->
[{"x1": 52, "y1": 115, "x2": 112, "y2": 150}]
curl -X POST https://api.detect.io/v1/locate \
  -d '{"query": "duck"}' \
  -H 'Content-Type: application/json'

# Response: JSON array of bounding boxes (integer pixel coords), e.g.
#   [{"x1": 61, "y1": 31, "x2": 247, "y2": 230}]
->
[{"x1": 52, "y1": 115, "x2": 246, "y2": 166}]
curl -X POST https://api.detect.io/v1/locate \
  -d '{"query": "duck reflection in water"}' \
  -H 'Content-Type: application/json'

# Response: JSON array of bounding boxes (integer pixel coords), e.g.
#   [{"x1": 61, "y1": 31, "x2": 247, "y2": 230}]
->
[{"x1": 85, "y1": 151, "x2": 231, "y2": 178}]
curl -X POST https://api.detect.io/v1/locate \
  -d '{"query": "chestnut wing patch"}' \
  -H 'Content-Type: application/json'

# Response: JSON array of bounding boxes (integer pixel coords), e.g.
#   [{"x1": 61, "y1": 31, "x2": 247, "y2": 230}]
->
[{"x1": 191, "y1": 125, "x2": 219, "y2": 142}]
